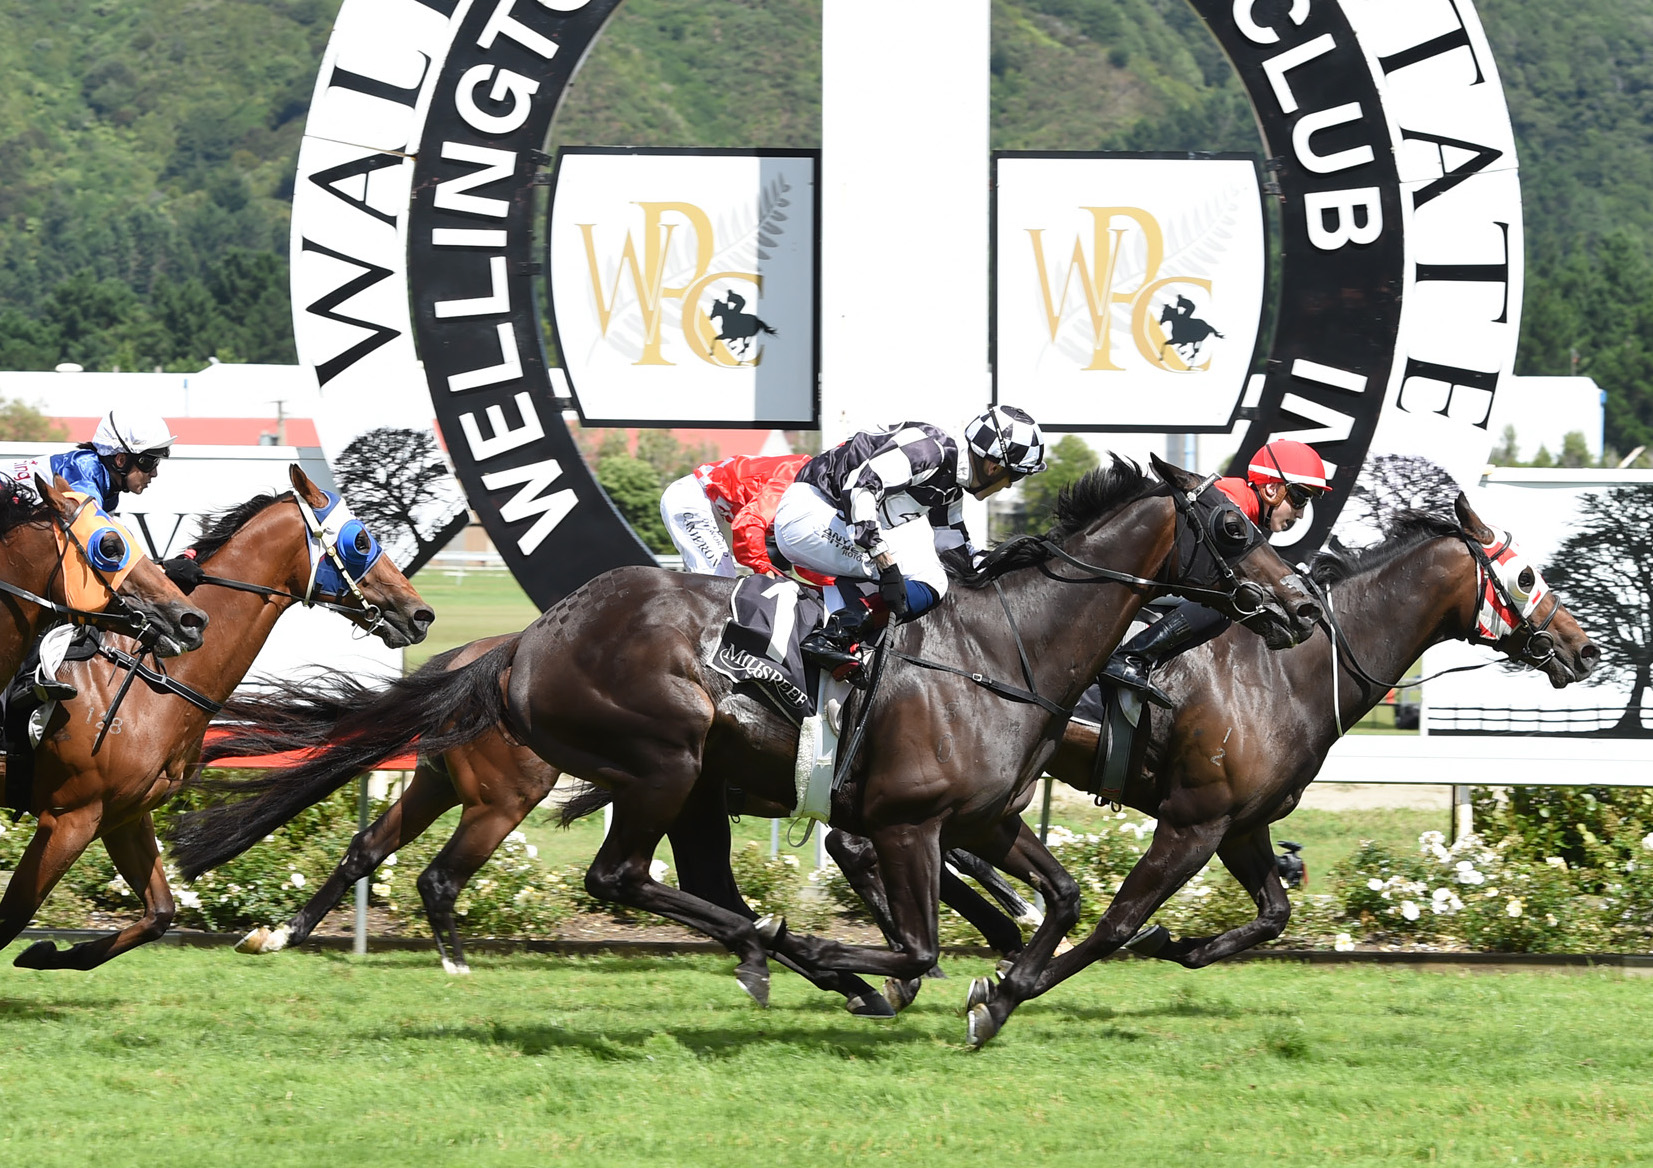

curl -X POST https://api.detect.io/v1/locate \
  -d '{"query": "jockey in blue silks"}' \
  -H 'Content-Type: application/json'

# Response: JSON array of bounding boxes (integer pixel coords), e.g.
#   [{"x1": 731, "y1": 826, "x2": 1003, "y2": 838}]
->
[{"x1": 50, "y1": 409, "x2": 178, "y2": 512}]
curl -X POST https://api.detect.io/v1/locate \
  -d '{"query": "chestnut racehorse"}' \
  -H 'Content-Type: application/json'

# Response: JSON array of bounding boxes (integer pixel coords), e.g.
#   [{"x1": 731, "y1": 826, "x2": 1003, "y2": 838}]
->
[
  {"x1": 173, "y1": 457, "x2": 1320, "y2": 1035},
  {"x1": 0, "y1": 466, "x2": 432, "y2": 970}
]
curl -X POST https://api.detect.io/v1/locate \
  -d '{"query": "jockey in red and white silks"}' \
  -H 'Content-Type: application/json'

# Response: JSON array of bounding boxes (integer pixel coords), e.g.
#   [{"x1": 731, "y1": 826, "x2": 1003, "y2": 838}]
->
[{"x1": 661, "y1": 453, "x2": 819, "y2": 579}]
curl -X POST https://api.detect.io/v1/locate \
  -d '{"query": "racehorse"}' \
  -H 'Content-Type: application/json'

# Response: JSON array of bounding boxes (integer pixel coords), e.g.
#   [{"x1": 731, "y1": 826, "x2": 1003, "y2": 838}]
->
[
  {"x1": 0, "y1": 474, "x2": 207, "y2": 678},
  {"x1": 170, "y1": 455, "x2": 1322, "y2": 1032},
  {"x1": 919, "y1": 495, "x2": 1595, "y2": 1045},
  {"x1": 0, "y1": 466, "x2": 432, "y2": 970},
  {"x1": 1158, "y1": 301, "x2": 1223, "y2": 366},
  {"x1": 708, "y1": 289, "x2": 775, "y2": 361}
]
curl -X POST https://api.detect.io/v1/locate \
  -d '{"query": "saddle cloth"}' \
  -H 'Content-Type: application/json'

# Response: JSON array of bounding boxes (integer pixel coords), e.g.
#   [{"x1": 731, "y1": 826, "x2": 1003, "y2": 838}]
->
[{"x1": 707, "y1": 575, "x2": 825, "y2": 725}]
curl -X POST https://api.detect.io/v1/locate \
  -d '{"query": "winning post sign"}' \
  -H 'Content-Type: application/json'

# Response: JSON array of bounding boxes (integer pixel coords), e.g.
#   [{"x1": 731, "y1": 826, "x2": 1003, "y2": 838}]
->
[{"x1": 288, "y1": 0, "x2": 1523, "y2": 602}]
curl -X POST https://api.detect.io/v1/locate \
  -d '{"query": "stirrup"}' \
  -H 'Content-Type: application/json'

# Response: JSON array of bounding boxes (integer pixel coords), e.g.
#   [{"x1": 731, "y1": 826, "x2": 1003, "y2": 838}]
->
[
  {"x1": 33, "y1": 678, "x2": 77, "y2": 703},
  {"x1": 1101, "y1": 655, "x2": 1172, "y2": 710}
]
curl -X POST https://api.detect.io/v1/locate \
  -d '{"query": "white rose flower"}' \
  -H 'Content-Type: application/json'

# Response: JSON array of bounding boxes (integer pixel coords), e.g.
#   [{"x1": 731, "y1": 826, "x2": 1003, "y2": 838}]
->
[
  {"x1": 371, "y1": 882, "x2": 391, "y2": 897},
  {"x1": 1367, "y1": 878, "x2": 1385, "y2": 891},
  {"x1": 1642, "y1": 832, "x2": 1653, "y2": 853},
  {"x1": 1334, "y1": 933, "x2": 1355, "y2": 952},
  {"x1": 1545, "y1": 856, "x2": 1567, "y2": 870},
  {"x1": 649, "y1": 859, "x2": 669, "y2": 883},
  {"x1": 1506, "y1": 898, "x2": 1523, "y2": 917},
  {"x1": 1400, "y1": 900, "x2": 1421, "y2": 921},
  {"x1": 177, "y1": 889, "x2": 201, "y2": 909},
  {"x1": 291, "y1": 872, "x2": 306, "y2": 888},
  {"x1": 383, "y1": 853, "x2": 397, "y2": 867}
]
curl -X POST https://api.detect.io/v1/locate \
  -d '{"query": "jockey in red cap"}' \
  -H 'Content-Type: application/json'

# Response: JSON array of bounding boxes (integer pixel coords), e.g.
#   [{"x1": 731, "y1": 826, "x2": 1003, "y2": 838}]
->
[{"x1": 1103, "y1": 439, "x2": 1332, "y2": 707}]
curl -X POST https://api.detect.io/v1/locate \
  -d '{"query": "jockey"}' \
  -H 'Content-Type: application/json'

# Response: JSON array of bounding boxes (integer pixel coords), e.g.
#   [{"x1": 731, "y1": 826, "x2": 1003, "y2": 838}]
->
[
  {"x1": 1101, "y1": 438, "x2": 1332, "y2": 707},
  {"x1": 774, "y1": 405, "x2": 1047, "y2": 675},
  {"x1": 51, "y1": 409, "x2": 177, "y2": 512},
  {"x1": 660, "y1": 452, "x2": 828, "y2": 582}
]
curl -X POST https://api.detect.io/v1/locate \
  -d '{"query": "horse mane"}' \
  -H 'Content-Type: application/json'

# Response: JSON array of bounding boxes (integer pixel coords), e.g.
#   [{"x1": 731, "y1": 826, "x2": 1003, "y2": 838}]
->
[
  {"x1": 1309, "y1": 510, "x2": 1463, "y2": 588},
  {"x1": 954, "y1": 455, "x2": 1155, "y2": 587},
  {"x1": 190, "y1": 492, "x2": 292, "y2": 563},
  {"x1": 0, "y1": 488, "x2": 54, "y2": 537}
]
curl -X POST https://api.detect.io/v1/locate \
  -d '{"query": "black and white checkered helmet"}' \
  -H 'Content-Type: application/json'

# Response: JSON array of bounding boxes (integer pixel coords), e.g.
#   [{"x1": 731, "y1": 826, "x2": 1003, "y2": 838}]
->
[{"x1": 964, "y1": 405, "x2": 1046, "y2": 480}]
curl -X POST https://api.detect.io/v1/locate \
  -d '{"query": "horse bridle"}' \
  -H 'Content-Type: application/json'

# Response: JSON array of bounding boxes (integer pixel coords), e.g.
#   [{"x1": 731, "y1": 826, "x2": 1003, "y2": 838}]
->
[{"x1": 0, "y1": 495, "x2": 154, "y2": 640}]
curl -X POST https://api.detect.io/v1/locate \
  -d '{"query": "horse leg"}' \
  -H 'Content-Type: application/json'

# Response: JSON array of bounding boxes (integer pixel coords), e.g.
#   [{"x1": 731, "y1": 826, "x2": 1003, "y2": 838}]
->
[
  {"x1": 584, "y1": 787, "x2": 781, "y2": 1006},
  {"x1": 1151, "y1": 826, "x2": 1291, "y2": 968},
  {"x1": 0, "y1": 807, "x2": 102, "y2": 966},
  {"x1": 416, "y1": 793, "x2": 543, "y2": 976},
  {"x1": 1034, "y1": 819, "x2": 1226, "y2": 993},
  {"x1": 16, "y1": 813, "x2": 176, "y2": 971},
  {"x1": 759, "y1": 819, "x2": 944, "y2": 985},
  {"x1": 961, "y1": 820, "x2": 1082, "y2": 1047}
]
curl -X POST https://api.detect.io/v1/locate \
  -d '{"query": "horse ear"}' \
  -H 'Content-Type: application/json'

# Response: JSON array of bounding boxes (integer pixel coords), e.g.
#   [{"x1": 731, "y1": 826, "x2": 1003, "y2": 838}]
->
[
  {"x1": 36, "y1": 473, "x2": 74, "y2": 516},
  {"x1": 1454, "y1": 492, "x2": 1495, "y2": 543},
  {"x1": 1149, "y1": 452, "x2": 1194, "y2": 491},
  {"x1": 289, "y1": 464, "x2": 329, "y2": 507}
]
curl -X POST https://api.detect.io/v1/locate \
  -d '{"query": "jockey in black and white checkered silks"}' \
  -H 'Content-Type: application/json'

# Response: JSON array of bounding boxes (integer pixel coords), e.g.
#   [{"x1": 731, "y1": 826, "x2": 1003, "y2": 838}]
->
[{"x1": 774, "y1": 405, "x2": 1047, "y2": 677}]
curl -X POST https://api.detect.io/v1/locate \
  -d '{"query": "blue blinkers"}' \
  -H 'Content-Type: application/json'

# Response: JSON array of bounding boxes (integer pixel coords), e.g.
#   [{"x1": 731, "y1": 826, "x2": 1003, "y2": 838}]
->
[{"x1": 310, "y1": 491, "x2": 383, "y2": 597}]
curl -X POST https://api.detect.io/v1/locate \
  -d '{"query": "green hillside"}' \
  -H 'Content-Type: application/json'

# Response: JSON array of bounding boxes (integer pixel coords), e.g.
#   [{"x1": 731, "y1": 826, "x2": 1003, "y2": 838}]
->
[{"x1": 0, "y1": 0, "x2": 1647, "y2": 445}]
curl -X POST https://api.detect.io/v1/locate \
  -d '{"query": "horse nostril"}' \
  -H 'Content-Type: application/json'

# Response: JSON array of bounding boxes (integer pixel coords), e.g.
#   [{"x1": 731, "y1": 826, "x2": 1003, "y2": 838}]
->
[
  {"x1": 414, "y1": 608, "x2": 435, "y2": 630},
  {"x1": 1296, "y1": 602, "x2": 1322, "y2": 625},
  {"x1": 181, "y1": 611, "x2": 207, "y2": 631},
  {"x1": 1581, "y1": 642, "x2": 1601, "y2": 662}
]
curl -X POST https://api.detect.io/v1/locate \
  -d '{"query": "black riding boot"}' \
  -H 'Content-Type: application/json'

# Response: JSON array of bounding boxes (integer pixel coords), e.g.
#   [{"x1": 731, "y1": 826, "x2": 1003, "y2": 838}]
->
[
  {"x1": 1101, "y1": 604, "x2": 1230, "y2": 709},
  {"x1": 801, "y1": 606, "x2": 871, "y2": 684}
]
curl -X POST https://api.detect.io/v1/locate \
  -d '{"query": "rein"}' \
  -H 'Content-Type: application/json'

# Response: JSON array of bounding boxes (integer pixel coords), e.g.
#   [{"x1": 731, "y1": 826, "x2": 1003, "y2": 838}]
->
[
  {"x1": 1303, "y1": 530, "x2": 1562, "y2": 737},
  {"x1": 89, "y1": 640, "x2": 222, "y2": 755},
  {"x1": 0, "y1": 501, "x2": 151, "y2": 638}
]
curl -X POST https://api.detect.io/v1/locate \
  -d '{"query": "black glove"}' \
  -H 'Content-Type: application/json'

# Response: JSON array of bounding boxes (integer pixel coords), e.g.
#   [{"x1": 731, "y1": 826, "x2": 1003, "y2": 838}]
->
[
  {"x1": 160, "y1": 555, "x2": 205, "y2": 593},
  {"x1": 878, "y1": 562, "x2": 910, "y2": 619}
]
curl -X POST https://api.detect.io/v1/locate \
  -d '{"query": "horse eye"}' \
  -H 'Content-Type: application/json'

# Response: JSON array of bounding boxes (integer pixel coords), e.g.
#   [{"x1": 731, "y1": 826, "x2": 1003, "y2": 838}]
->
[
  {"x1": 97, "y1": 531, "x2": 125, "y2": 560},
  {"x1": 353, "y1": 529, "x2": 372, "y2": 555},
  {"x1": 1518, "y1": 566, "x2": 1535, "y2": 592}
]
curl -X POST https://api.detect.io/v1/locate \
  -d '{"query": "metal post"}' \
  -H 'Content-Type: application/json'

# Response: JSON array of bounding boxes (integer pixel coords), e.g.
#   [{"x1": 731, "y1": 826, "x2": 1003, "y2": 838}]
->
[
  {"x1": 815, "y1": 821, "x2": 828, "y2": 871},
  {"x1": 771, "y1": 817, "x2": 780, "y2": 858},
  {"x1": 1452, "y1": 784, "x2": 1473, "y2": 842},
  {"x1": 354, "y1": 773, "x2": 369, "y2": 956}
]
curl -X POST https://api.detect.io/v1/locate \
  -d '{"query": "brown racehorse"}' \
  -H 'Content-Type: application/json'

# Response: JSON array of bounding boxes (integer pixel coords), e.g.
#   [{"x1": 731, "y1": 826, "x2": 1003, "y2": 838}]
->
[
  {"x1": 0, "y1": 474, "x2": 208, "y2": 676},
  {"x1": 173, "y1": 456, "x2": 1321, "y2": 1031},
  {"x1": 871, "y1": 495, "x2": 1596, "y2": 1045},
  {"x1": 0, "y1": 466, "x2": 432, "y2": 970}
]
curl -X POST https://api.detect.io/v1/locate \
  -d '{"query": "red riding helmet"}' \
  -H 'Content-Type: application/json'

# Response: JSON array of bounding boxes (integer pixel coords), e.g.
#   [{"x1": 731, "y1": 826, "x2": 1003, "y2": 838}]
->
[{"x1": 1247, "y1": 440, "x2": 1329, "y2": 493}]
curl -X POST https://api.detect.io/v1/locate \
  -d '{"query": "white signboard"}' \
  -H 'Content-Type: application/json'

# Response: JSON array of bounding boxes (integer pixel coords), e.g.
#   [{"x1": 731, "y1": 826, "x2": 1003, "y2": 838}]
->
[
  {"x1": 993, "y1": 154, "x2": 1266, "y2": 430},
  {"x1": 548, "y1": 149, "x2": 818, "y2": 427}
]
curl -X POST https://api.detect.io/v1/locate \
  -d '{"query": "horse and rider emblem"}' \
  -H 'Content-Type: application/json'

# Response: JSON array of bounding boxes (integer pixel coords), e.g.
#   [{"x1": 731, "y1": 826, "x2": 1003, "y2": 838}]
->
[
  {"x1": 708, "y1": 288, "x2": 776, "y2": 363},
  {"x1": 1158, "y1": 294, "x2": 1224, "y2": 368}
]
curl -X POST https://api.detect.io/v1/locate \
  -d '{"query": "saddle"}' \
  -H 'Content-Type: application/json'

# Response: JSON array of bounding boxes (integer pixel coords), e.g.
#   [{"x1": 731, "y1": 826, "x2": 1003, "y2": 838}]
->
[{"x1": 1070, "y1": 681, "x2": 1152, "y2": 805}]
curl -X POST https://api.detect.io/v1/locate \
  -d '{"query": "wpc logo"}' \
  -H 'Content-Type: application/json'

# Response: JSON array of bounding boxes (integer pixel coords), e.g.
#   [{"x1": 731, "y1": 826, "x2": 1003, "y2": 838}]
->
[
  {"x1": 1027, "y1": 205, "x2": 1223, "y2": 374},
  {"x1": 578, "y1": 199, "x2": 775, "y2": 369}
]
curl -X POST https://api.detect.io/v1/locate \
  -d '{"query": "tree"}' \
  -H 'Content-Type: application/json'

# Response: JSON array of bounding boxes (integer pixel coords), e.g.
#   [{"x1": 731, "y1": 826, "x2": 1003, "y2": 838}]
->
[
  {"x1": 1542, "y1": 486, "x2": 1653, "y2": 735},
  {"x1": 0, "y1": 397, "x2": 67, "y2": 442},
  {"x1": 597, "y1": 453, "x2": 670, "y2": 553},
  {"x1": 1559, "y1": 431, "x2": 1594, "y2": 468},
  {"x1": 1013, "y1": 434, "x2": 1100, "y2": 531},
  {"x1": 1337, "y1": 454, "x2": 1461, "y2": 544},
  {"x1": 332, "y1": 427, "x2": 463, "y2": 571},
  {"x1": 1491, "y1": 425, "x2": 1522, "y2": 466},
  {"x1": 634, "y1": 428, "x2": 717, "y2": 483}
]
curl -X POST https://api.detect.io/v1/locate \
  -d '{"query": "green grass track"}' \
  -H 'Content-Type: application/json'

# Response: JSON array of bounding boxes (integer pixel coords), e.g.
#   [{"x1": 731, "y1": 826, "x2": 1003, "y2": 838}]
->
[{"x1": 1, "y1": 947, "x2": 1649, "y2": 1166}]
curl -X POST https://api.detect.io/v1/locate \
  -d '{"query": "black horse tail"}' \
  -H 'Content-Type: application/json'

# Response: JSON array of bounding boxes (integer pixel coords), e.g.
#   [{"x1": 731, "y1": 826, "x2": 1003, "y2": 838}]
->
[
  {"x1": 169, "y1": 638, "x2": 519, "y2": 880},
  {"x1": 557, "y1": 782, "x2": 614, "y2": 828}
]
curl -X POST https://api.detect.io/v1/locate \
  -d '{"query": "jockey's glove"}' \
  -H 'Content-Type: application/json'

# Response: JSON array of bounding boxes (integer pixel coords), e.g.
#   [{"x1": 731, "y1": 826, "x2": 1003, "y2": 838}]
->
[
  {"x1": 878, "y1": 562, "x2": 910, "y2": 619},
  {"x1": 160, "y1": 555, "x2": 205, "y2": 593}
]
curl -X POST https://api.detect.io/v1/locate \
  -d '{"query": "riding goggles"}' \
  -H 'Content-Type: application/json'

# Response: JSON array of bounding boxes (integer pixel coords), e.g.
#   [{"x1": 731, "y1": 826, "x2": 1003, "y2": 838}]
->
[{"x1": 1284, "y1": 483, "x2": 1326, "y2": 509}]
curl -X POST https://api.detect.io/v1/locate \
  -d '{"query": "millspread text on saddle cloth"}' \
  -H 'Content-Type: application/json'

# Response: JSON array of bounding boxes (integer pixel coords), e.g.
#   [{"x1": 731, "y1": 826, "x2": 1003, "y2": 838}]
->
[{"x1": 707, "y1": 576, "x2": 824, "y2": 724}]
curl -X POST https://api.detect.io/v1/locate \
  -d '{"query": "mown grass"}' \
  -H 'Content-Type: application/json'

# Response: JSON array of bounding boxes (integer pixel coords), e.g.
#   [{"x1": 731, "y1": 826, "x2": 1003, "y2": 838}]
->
[
  {"x1": 0, "y1": 947, "x2": 1648, "y2": 1166},
  {"x1": 403, "y1": 568, "x2": 540, "y2": 672}
]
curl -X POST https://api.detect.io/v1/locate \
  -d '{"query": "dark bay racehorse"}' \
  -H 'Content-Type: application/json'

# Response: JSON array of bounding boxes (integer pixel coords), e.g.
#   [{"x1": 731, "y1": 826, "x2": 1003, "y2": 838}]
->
[
  {"x1": 936, "y1": 495, "x2": 1598, "y2": 1045},
  {"x1": 0, "y1": 475, "x2": 207, "y2": 677},
  {"x1": 171, "y1": 456, "x2": 1321, "y2": 1033},
  {"x1": 0, "y1": 467, "x2": 431, "y2": 970}
]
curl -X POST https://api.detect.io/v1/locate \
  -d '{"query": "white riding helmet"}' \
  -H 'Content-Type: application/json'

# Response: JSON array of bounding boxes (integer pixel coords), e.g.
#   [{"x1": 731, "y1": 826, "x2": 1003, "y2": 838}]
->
[
  {"x1": 92, "y1": 410, "x2": 178, "y2": 459},
  {"x1": 964, "y1": 405, "x2": 1047, "y2": 480}
]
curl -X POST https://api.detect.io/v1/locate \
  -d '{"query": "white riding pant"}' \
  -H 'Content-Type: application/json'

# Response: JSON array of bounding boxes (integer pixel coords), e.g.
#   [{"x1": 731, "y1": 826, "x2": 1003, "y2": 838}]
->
[
  {"x1": 660, "y1": 474, "x2": 735, "y2": 576},
  {"x1": 772, "y1": 482, "x2": 947, "y2": 613}
]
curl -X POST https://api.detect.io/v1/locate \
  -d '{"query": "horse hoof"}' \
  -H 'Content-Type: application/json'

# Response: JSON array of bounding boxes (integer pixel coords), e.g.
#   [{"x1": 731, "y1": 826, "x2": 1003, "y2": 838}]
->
[
  {"x1": 923, "y1": 965, "x2": 947, "y2": 980},
  {"x1": 236, "y1": 924, "x2": 291, "y2": 955},
  {"x1": 882, "y1": 977, "x2": 922, "y2": 1013},
  {"x1": 967, "y1": 976, "x2": 994, "y2": 1012},
  {"x1": 441, "y1": 957, "x2": 472, "y2": 977},
  {"x1": 995, "y1": 957, "x2": 1015, "y2": 980},
  {"x1": 735, "y1": 963, "x2": 771, "y2": 1007},
  {"x1": 12, "y1": 940, "x2": 58, "y2": 969},
  {"x1": 845, "y1": 992, "x2": 897, "y2": 1018},
  {"x1": 1124, "y1": 924, "x2": 1170, "y2": 958},
  {"x1": 966, "y1": 1003, "x2": 1000, "y2": 1049},
  {"x1": 754, "y1": 914, "x2": 787, "y2": 945}
]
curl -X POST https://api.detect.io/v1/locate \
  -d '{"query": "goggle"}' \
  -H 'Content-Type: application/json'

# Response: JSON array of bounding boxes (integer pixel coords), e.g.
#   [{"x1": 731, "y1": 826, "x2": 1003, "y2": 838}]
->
[
  {"x1": 1284, "y1": 483, "x2": 1323, "y2": 509},
  {"x1": 132, "y1": 452, "x2": 163, "y2": 474}
]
